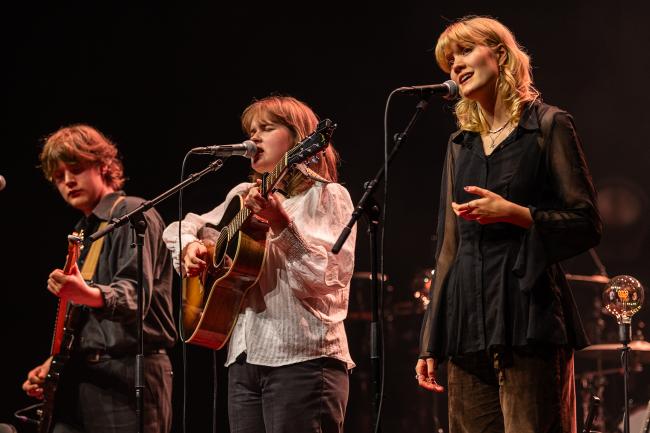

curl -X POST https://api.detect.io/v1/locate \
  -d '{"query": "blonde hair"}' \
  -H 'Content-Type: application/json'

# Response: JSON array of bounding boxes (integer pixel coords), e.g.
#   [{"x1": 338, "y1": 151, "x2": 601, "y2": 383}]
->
[
  {"x1": 241, "y1": 95, "x2": 339, "y2": 195},
  {"x1": 40, "y1": 124, "x2": 125, "y2": 190},
  {"x1": 435, "y1": 16, "x2": 540, "y2": 132}
]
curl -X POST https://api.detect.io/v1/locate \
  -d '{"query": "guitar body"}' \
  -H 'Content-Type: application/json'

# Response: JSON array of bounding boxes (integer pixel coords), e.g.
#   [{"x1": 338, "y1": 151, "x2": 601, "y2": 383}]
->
[
  {"x1": 38, "y1": 303, "x2": 83, "y2": 433},
  {"x1": 37, "y1": 234, "x2": 84, "y2": 433},
  {"x1": 182, "y1": 194, "x2": 269, "y2": 349}
]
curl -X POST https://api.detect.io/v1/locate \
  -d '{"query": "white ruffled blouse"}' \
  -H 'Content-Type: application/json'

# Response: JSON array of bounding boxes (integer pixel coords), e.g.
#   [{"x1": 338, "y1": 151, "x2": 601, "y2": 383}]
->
[{"x1": 162, "y1": 181, "x2": 356, "y2": 369}]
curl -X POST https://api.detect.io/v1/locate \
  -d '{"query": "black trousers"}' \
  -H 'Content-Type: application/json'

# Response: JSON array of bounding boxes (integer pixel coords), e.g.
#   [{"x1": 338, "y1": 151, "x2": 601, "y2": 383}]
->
[
  {"x1": 228, "y1": 355, "x2": 349, "y2": 433},
  {"x1": 53, "y1": 352, "x2": 173, "y2": 433}
]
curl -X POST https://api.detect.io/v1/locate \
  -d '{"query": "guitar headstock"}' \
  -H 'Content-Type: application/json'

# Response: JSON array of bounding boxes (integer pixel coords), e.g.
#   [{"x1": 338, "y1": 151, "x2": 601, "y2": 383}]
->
[
  {"x1": 260, "y1": 119, "x2": 337, "y2": 196},
  {"x1": 287, "y1": 119, "x2": 336, "y2": 166},
  {"x1": 64, "y1": 231, "x2": 84, "y2": 274},
  {"x1": 68, "y1": 232, "x2": 84, "y2": 245}
]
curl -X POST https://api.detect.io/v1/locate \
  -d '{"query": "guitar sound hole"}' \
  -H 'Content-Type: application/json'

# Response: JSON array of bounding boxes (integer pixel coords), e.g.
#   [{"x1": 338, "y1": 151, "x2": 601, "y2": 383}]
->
[
  {"x1": 214, "y1": 233, "x2": 238, "y2": 272},
  {"x1": 214, "y1": 234, "x2": 227, "y2": 269}
]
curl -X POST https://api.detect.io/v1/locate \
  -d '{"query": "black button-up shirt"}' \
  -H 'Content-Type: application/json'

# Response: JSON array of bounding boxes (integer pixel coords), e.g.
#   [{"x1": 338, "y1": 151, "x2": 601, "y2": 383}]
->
[
  {"x1": 419, "y1": 101, "x2": 601, "y2": 359},
  {"x1": 74, "y1": 191, "x2": 177, "y2": 356}
]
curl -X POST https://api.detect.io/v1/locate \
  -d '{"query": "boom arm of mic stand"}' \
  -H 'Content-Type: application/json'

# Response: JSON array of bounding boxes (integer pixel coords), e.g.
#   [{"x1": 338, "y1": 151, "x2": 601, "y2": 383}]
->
[
  {"x1": 332, "y1": 96, "x2": 431, "y2": 254},
  {"x1": 86, "y1": 159, "x2": 224, "y2": 244},
  {"x1": 332, "y1": 180, "x2": 378, "y2": 254}
]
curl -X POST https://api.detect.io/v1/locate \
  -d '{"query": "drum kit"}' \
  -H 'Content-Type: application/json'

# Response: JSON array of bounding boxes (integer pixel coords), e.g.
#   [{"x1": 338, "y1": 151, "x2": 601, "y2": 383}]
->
[{"x1": 568, "y1": 273, "x2": 650, "y2": 433}]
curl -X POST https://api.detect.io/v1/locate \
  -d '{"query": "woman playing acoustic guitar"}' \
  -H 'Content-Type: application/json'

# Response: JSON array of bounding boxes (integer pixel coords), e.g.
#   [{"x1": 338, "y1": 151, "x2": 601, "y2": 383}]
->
[{"x1": 163, "y1": 95, "x2": 356, "y2": 433}]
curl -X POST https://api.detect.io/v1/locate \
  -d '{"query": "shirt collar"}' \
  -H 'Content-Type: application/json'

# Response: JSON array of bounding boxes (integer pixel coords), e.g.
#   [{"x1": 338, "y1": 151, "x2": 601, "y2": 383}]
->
[
  {"x1": 451, "y1": 100, "x2": 541, "y2": 146},
  {"x1": 517, "y1": 99, "x2": 541, "y2": 131},
  {"x1": 91, "y1": 191, "x2": 126, "y2": 221}
]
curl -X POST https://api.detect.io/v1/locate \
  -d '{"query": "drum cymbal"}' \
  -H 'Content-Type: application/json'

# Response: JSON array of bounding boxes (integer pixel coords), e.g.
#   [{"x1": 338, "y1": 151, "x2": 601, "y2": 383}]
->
[
  {"x1": 352, "y1": 271, "x2": 389, "y2": 282},
  {"x1": 564, "y1": 273, "x2": 610, "y2": 284},
  {"x1": 577, "y1": 340, "x2": 650, "y2": 363}
]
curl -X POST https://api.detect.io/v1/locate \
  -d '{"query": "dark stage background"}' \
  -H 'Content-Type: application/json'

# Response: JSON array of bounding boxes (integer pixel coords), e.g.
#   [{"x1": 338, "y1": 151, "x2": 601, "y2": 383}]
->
[{"x1": 2, "y1": 2, "x2": 650, "y2": 432}]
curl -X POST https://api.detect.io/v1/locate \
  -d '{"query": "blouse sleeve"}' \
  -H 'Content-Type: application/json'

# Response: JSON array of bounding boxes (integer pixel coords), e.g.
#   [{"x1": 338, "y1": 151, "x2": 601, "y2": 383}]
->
[
  {"x1": 419, "y1": 138, "x2": 459, "y2": 359},
  {"x1": 268, "y1": 182, "x2": 356, "y2": 299},
  {"x1": 513, "y1": 111, "x2": 602, "y2": 291},
  {"x1": 162, "y1": 182, "x2": 252, "y2": 273}
]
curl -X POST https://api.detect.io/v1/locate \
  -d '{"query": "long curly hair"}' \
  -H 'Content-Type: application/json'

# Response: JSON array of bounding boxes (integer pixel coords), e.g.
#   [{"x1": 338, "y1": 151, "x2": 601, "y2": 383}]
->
[{"x1": 434, "y1": 16, "x2": 540, "y2": 132}]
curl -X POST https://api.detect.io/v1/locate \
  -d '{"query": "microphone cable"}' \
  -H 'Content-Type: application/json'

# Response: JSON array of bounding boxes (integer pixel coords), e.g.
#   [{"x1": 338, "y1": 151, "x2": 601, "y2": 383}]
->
[
  {"x1": 177, "y1": 151, "x2": 191, "y2": 433},
  {"x1": 372, "y1": 89, "x2": 400, "y2": 433},
  {"x1": 177, "y1": 151, "x2": 226, "y2": 433}
]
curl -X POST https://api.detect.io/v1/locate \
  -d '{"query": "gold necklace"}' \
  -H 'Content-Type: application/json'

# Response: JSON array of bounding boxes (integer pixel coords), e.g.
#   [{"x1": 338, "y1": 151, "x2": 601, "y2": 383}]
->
[
  {"x1": 488, "y1": 121, "x2": 510, "y2": 134},
  {"x1": 486, "y1": 120, "x2": 512, "y2": 150}
]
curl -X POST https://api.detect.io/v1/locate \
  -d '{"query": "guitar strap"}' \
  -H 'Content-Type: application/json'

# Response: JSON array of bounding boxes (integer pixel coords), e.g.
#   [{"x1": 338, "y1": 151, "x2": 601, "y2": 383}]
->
[
  {"x1": 295, "y1": 163, "x2": 331, "y2": 184},
  {"x1": 80, "y1": 196, "x2": 125, "y2": 281}
]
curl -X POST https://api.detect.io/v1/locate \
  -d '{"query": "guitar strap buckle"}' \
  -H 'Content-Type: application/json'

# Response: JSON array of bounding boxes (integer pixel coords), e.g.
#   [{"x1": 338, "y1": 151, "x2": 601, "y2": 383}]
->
[{"x1": 85, "y1": 350, "x2": 106, "y2": 363}]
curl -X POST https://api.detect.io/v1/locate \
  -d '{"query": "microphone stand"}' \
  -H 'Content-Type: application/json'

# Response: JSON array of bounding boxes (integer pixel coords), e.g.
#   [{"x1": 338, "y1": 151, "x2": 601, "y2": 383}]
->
[
  {"x1": 86, "y1": 158, "x2": 224, "y2": 433},
  {"x1": 619, "y1": 318, "x2": 632, "y2": 433},
  {"x1": 581, "y1": 394, "x2": 601, "y2": 433},
  {"x1": 332, "y1": 92, "x2": 434, "y2": 433}
]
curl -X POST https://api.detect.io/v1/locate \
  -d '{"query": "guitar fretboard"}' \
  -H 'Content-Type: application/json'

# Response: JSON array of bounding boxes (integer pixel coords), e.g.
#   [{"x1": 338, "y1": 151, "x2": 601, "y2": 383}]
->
[
  {"x1": 51, "y1": 234, "x2": 82, "y2": 355},
  {"x1": 224, "y1": 153, "x2": 290, "y2": 239},
  {"x1": 220, "y1": 121, "x2": 331, "y2": 241}
]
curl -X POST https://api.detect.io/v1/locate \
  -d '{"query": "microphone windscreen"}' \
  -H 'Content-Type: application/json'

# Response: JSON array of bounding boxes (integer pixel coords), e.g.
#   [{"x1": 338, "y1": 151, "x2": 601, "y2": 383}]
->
[{"x1": 444, "y1": 80, "x2": 459, "y2": 100}]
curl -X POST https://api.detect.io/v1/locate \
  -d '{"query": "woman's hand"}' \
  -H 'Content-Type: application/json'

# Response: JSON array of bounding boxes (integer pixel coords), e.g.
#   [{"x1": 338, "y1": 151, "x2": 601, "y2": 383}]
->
[
  {"x1": 244, "y1": 180, "x2": 290, "y2": 235},
  {"x1": 415, "y1": 357, "x2": 445, "y2": 392},
  {"x1": 452, "y1": 185, "x2": 532, "y2": 228},
  {"x1": 182, "y1": 240, "x2": 208, "y2": 277}
]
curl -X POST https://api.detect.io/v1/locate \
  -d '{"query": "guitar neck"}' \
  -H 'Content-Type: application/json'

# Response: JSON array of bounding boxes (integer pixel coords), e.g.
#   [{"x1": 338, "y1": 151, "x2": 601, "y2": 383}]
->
[
  {"x1": 222, "y1": 118, "x2": 333, "y2": 239},
  {"x1": 50, "y1": 234, "x2": 82, "y2": 356},
  {"x1": 225, "y1": 154, "x2": 289, "y2": 238},
  {"x1": 261, "y1": 154, "x2": 288, "y2": 197},
  {"x1": 50, "y1": 298, "x2": 69, "y2": 356}
]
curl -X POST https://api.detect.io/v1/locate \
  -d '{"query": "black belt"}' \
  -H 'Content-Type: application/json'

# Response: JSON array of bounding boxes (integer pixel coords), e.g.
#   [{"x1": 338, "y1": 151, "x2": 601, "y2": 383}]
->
[{"x1": 84, "y1": 348, "x2": 167, "y2": 363}]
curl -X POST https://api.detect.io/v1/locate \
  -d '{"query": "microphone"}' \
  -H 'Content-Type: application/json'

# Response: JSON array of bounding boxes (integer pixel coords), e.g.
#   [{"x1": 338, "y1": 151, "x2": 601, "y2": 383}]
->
[
  {"x1": 395, "y1": 79, "x2": 459, "y2": 99},
  {"x1": 190, "y1": 140, "x2": 257, "y2": 158}
]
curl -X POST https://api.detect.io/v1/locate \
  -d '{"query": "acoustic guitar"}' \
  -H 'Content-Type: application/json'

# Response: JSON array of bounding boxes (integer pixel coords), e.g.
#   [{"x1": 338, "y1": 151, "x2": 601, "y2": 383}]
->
[
  {"x1": 37, "y1": 233, "x2": 85, "y2": 433},
  {"x1": 181, "y1": 119, "x2": 336, "y2": 349}
]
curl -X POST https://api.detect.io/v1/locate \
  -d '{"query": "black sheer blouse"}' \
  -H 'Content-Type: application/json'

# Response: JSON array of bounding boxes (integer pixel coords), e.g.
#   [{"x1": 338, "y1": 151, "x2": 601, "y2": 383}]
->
[{"x1": 419, "y1": 101, "x2": 602, "y2": 359}]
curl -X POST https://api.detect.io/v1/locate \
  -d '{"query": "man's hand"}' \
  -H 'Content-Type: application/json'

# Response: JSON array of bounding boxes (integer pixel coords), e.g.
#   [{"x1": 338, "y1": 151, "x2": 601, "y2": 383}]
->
[
  {"x1": 47, "y1": 264, "x2": 103, "y2": 307},
  {"x1": 22, "y1": 357, "x2": 53, "y2": 399}
]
